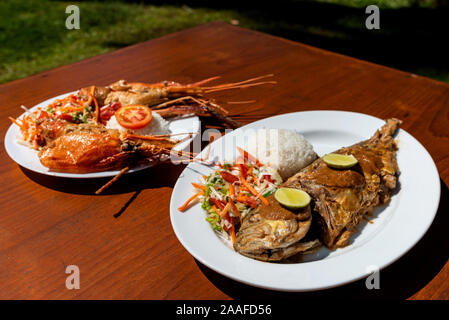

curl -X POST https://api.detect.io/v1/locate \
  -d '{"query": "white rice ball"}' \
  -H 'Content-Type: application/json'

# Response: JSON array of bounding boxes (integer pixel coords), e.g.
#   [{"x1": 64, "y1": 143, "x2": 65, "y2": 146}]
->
[
  {"x1": 106, "y1": 112, "x2": 170, "y2": 135},
  {"x1": 246, "y1": 129, "x2": 317, "y2": 180}
]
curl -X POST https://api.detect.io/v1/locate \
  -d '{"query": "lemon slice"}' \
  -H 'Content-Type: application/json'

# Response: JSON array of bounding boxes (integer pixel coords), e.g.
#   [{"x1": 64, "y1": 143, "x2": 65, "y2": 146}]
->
[
  {"x1": 274, "y1": 187, "x2": 311, "y2": 209},
  {"x1": 323, "y1": 153, "x2": 358, "y2": 169}
]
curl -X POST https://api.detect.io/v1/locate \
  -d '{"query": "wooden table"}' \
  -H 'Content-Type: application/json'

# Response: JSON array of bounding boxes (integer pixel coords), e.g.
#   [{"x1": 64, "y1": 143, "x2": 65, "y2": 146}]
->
[{"x1": 0, "y1": 22, "x2": 448, "y2": 300}]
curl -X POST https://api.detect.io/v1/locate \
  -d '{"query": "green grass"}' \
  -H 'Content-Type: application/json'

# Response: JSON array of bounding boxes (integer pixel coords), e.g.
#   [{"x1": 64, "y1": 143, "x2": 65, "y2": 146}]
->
[
  {"x1": 0, "y1": 0, "x2": 447, "y2": 84},
  {"x1": 0, "y1": 1, "x2": 249, "y2": 83}
]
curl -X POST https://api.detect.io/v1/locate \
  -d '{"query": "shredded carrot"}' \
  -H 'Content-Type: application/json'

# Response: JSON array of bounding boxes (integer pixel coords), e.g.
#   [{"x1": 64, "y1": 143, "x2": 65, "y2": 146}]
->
[
  {"x1": 178, "y1": 191, "x2": 204, "y2": 211},
  {"x1": 229, "y1": 183, "x2": 235, "y2": 197},
  {"x1": 239, "y1": 173, "x2": 269, "y2": 205},
  {"x1": 219, "y1": 202, "x2": 231, "y2": 218},
  {"x1": 212, "y1": 205, "x2": 220, "y2": 215},
  {"x1": 9, "y1": 117, "x2": 23, "y2": 129},
  {"x1": 247, "y1": 166, "x2": 258, "y2": 184},
  {"x1": 251, "y1": 169, "x2": 259, "y2": 185},
  {"x1": 237, "y1": 146, "x2": 263, "y2": 166},
  {"x1": 60, "y1": 105, "x2": 84, "y2": 113},
  {"x1": 238, "y1": 163, "x2": 248, "y2": 179},
  {"x1": 231, "y1": 225, "x2": 236, "y2": 244},
  {"x1": 191, "y1": 182, "x2": 205, "y2": 191},
  {"x1": 229, "y1": 198, "x2": 242, "y2": 225}
]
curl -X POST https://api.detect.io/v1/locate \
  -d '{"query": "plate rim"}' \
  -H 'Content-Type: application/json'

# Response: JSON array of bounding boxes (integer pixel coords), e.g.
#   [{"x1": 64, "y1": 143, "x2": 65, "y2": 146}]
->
[
  {"x1": 169, "y1": 110, "x2": 441, "y2": 292},
  {"x1": 4, "y1": 91, "x2": 200, "y2": 179}
]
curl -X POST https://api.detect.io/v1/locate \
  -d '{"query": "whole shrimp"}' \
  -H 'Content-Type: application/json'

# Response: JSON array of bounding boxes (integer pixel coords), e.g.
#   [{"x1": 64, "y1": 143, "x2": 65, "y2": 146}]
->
[
  {"x1": 38, "y1": 124, "x2": 191, "y2": 173},
  {"x1": 79, "y1": 74, "x2": 276, "y2": 109}
]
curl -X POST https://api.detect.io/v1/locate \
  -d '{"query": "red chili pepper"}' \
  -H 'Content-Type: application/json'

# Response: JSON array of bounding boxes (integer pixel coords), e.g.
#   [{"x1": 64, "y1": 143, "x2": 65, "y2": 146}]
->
[
  {"x1": 220, "y1": 171, "x2": 239, "y2": 184},
  {"x1": 262, "y1": 174, "x2": 274, "y2": 183},
  {"x1": 55, "y1": 110, "x2": 75, "y2": 122},
  {"x1": 99, "y1": 102, "x2": 122, "y2": 123},
  {"x1": 36, "y1": 110, "x2": 49, "y2": 120}
]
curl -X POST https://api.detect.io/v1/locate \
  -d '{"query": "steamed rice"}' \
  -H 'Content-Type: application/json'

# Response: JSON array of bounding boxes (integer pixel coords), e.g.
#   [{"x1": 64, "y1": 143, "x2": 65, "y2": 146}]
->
[
  {"x1": 106, "y1": 112, "x2": 170, "y2": 135},
  {"x1": 246, "y1": 129, "x2": 317, "y2": 180}
]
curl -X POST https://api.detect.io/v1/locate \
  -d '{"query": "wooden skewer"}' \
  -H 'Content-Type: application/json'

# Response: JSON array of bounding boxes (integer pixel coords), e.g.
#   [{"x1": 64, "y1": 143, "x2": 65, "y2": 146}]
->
[
  {"x1": 227, "y1": 100, "x2": 256, "y2": 104},
  {"x1": 95, "y1": 167, "x2": 129, "y2": 195}
]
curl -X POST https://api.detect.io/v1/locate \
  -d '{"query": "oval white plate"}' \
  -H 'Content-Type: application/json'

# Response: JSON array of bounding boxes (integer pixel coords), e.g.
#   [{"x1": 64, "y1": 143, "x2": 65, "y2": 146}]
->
[
  {"x1": 170, "y1": 110, "x2": 440, "y2": 292},
  {"x1": 4, "y1": 92, "x2": 200, "y2": 178}
]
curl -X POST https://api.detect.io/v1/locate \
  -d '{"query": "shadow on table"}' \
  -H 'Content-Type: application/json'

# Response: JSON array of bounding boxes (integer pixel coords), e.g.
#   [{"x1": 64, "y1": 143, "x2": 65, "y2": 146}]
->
[
  {"x1": 19, "y1": 161, "x2": 187, "y2": 195},
  {"x1": 196, "y1": 178, "x2": 448, "y2": 299}
]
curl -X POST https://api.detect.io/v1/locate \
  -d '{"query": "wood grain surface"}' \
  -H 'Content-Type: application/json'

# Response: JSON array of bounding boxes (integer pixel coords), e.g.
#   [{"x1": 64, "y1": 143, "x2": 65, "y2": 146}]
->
[{"x1": 0, "y1": 22, "x2": 447, "y2": 300}]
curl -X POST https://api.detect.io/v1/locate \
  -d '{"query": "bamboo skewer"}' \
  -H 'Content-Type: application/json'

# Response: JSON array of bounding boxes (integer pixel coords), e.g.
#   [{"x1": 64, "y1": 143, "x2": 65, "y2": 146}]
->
[
  {"x1": 227, "y1": 100, "x2": 256, "y2": 104},
  {"x1": 95, "y1": 167, "x2": 129, "y2": 194}
]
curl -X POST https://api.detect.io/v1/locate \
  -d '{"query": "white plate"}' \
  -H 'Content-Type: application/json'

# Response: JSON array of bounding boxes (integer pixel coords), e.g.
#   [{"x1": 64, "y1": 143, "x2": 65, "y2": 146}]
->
[
  {"x1": 4, "y1": 92, "x2": 200, "y2": 178},
  {"x1": 169, "y1": 110, "x2": 440, "y2": 292}
]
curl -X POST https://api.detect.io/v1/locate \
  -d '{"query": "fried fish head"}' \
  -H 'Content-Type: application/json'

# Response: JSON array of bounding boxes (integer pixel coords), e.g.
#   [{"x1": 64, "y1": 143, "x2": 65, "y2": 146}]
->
[{"x1": 233, "y1": 195, "x2": 321, "y2": 262}]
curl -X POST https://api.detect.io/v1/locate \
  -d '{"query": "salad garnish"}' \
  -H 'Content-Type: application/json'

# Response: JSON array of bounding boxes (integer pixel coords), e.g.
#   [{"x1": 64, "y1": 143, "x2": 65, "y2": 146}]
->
[{"x1": 178, "y1": 147, "x2": 282, "y2": 243}]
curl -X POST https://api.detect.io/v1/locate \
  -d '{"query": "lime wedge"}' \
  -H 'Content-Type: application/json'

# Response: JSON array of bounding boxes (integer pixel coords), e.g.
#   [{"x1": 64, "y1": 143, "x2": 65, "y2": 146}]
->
[
  {"x1": 274, "y1": 187, "x2": 311, "y2": 209},
  {"x1": 323, "y1": 153, "x2": 358, "y2": 169}
]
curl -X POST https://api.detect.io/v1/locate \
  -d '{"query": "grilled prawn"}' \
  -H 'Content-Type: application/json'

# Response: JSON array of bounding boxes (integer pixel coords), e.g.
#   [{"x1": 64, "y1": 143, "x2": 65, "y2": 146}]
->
[
  {"x1": 79, "y1": 75, "x2": 275, "y2": 109},
  {"x1": 38, "y1": 124, "x2": 180, "y2": 173}
]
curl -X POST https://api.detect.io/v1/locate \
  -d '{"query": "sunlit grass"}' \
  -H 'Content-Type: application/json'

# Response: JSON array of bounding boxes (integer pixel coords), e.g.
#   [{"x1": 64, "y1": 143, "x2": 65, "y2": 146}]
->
[
  {"x1": 0, "y1": 0, "x2": 446, "y2": 84},
  {"x1": 0, "y1": 1, "x2": 246, "y2": 83}
]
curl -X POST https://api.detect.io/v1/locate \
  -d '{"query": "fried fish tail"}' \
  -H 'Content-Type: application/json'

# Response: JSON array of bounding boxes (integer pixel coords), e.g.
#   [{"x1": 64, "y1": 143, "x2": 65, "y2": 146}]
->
[{"x1": 286, "y1": 118, "x2": 401, "y2": 249}]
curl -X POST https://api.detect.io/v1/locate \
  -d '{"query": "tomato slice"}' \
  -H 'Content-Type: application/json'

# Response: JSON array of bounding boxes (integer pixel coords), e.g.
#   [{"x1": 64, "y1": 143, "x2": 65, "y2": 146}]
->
[{"x1": 115, "y1": 105, "x2": 152, "y2": 129}]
